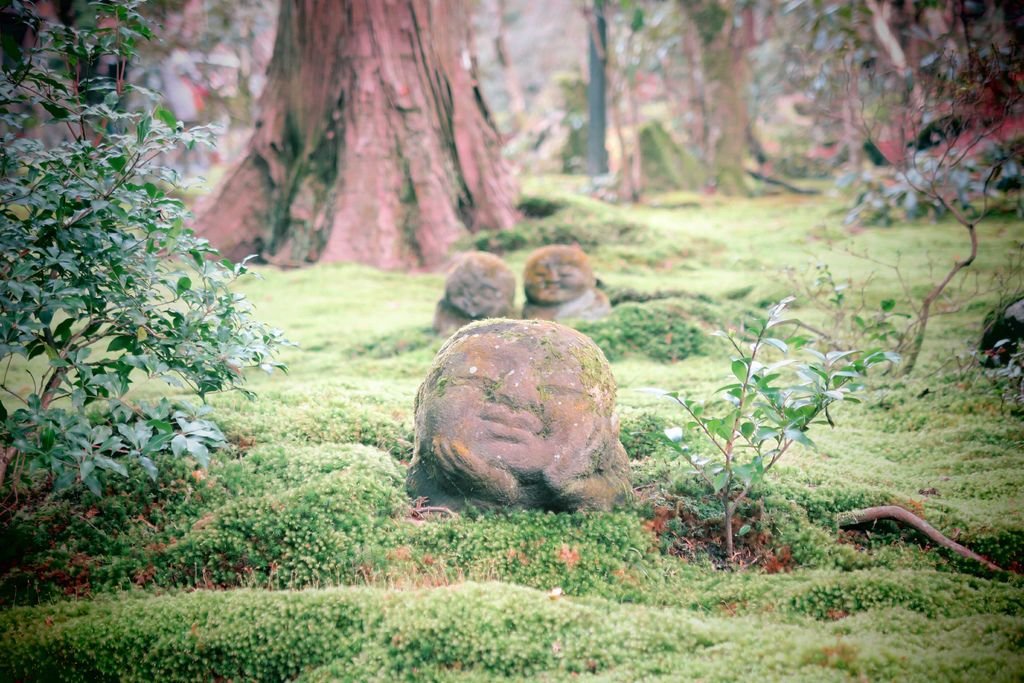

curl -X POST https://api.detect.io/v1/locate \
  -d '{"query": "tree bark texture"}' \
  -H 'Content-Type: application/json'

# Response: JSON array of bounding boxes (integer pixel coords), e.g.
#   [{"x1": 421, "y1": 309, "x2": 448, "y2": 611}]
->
[
  {"x1": 196, "y1": 0, "x2": 518, "y2": 270},
  {"x1": 678, "y1": 0, "x2": 753, "y2": 195}
]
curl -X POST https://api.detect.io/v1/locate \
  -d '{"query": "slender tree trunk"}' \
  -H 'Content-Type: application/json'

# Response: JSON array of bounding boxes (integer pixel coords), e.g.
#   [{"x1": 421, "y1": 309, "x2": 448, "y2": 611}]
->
[
  {"x1": 723, "y1": 498, "x2": 735, "y2": 559},
  {"x1": 611, "y1": 88, "x2": 634, "y2": 199},
  {"x1": 681, "y1": 20, "x2": 710, "y2": 170},
  {"x1": 586, "y1": 1, "x2": 609, "y2": 177},
  {"x1": 195, "y1": 0, "x2": 517, "y2": 270},
  {"x1": 626, "y1": 60, "x2": 643, "y2": 200},
  {"x1": 842, "y1": 56, "x2": 863, "y2": 171},
  {"x1": 494, "y1": 0, "x2": 527, "y2": 131}
]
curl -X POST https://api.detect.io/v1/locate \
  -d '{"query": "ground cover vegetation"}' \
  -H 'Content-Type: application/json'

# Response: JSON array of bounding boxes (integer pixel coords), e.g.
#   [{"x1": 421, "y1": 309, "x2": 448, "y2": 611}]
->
[
  {"x1": 2, "y1": 176, "x2": 1022, "y2": 679},
  {"x1": 2, "y1": 1, "x2": 1023, "y2": 680}
]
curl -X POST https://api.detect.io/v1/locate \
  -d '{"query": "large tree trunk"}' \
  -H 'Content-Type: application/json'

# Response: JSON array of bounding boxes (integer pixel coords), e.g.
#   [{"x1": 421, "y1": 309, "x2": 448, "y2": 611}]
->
[
  {"x1": 679, "y1": 0, "x2": 753, "y2": 196},
  {"x1": 195, "y1": 0, "x2": 518, "y2": 270}
]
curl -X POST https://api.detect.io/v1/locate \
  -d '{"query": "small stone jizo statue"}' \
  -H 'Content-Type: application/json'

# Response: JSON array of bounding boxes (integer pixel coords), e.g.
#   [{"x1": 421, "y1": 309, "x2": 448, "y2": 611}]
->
[
  {"x1": 522, "y1": 245, "x2": 611, "y2": 321},
  {"x1": 408, "y1": 319, "x2": 630, "y2": 511},
  {"x1": 433, "y1": 251, "x2": 516, "y2": 335}
]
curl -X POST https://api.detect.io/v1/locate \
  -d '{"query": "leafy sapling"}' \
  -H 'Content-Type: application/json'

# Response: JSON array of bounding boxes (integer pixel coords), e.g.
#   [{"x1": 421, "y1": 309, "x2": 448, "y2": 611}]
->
[{"x1": 650, "y1": 298, "x2": 899, "y2": 561}]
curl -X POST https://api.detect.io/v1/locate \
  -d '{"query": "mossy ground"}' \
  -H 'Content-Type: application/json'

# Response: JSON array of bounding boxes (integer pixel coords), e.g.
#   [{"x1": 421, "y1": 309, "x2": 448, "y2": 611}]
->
[{"x1": 2, "y1": 177, "x2": 1023, "y2": 680}]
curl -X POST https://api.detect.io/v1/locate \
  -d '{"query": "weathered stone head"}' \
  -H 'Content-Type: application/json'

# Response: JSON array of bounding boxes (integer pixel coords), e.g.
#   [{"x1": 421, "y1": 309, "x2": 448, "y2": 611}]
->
[
  {"x1": 433, "y1": 252, "x2": 517, "y2": 335},
  {"x1": 522, "y1": 245, "x2": 611, "y2": 321},
  {"x1": 408, "y1": 319, "x2": 630, "y2": 511}
]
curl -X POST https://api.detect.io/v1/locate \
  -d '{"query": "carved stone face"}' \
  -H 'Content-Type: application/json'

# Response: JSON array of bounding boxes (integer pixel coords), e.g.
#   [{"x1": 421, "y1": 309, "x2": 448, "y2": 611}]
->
[
  {"x1": 444, "y1": 252, "x2": 516, "y2": 318},
  {"x1": 523, "y1": 246, "x2": 596, "y2": 305},
  {"x1": 409, "y1": 319, "x2": 630, "y2": 511}
]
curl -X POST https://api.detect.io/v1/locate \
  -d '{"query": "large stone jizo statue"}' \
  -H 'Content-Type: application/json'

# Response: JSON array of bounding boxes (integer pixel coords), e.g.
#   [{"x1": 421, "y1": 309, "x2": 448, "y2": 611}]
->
[
  {"x1": 521, "y1": 245, "x2": 611, "y2": 321},
  {"x1": 433, "y1": 251, "x2": 517, "y2": 335},
  {"x1": 408, "y1": 319, "x2": 631, "y2": 511}
]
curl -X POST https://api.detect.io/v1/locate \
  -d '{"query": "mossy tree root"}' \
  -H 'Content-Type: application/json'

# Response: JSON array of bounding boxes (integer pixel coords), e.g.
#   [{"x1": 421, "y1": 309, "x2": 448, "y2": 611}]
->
[{"x1": 839, "y1": 505, "x2": 1006, "y2": 573}]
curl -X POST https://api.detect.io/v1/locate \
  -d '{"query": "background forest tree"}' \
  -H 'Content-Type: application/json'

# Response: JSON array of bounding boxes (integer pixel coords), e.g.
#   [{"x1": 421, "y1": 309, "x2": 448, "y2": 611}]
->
[{"x1": 196, "y1": 0, "x2": 518, "y2": 269}]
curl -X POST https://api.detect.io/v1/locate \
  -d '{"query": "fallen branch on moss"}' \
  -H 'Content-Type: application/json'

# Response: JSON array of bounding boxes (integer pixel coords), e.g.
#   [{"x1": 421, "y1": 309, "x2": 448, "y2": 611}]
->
[{"x1": 839, "y1": 505, "x2": 1006, "y2": 573}]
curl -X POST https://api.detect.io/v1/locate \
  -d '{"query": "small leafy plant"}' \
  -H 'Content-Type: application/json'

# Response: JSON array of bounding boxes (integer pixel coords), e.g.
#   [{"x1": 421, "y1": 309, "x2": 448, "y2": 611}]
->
[
  {"x1": 785, "y1": 262, "x2": 912, "y2": 352},
  {"x1": 0, "y1": 3, "x2": 288, "y2": 499},
  {"x1": 651, "y1": 298, "x2": 898, "y2": 561}
]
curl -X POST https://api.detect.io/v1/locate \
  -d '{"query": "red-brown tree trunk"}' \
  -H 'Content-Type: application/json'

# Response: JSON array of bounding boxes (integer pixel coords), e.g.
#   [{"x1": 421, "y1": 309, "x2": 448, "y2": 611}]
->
[{"x1": 195, "y1": 0, "x2": 518, "y2": 270}]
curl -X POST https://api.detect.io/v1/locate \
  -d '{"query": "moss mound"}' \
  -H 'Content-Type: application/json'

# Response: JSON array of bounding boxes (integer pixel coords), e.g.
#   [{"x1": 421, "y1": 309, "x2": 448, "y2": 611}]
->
[
  {"x1": 2, "y1": 583, "x2": 1022, "y2": 682},
  {"x1": 464, "y1": 193, "x2": 644, "y2": 254},
  {"x1": 347, "y1": 327, "x2": 441, "y2": 359},
  {"x1": 572, "y1": 299, "x2": 706, "y2": 362}
]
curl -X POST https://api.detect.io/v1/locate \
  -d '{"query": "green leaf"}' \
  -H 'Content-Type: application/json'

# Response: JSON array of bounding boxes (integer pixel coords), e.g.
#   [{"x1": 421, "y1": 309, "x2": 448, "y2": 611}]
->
[
  {"x1": 107, "y1": 336, "x2": 136, "y2": 352},
  {"x1": 880, "y1": 299, "x2": 896, "y2": 312},
  {"x1": 187, "y1": 440, "x2": 210, "y2": 468},
  {"x1": 147, "y1": 419, "x2": 173, "y2": 434},
  {"x1": 93, "y1": 455, "x2": 128, "y2": 477},
  {"x1": 83, "y1": 473, "x2": 102, "y2": 497},
  {"x1": 630, "y1": 7, "x2": 644, "y2": 31},
  {"x1": 138, "y1": 456, "x2": 158, "y2": 481},
  {"x1": 154, "y1": 106, "x2": 177, "y2": 129},
  {"x1": 762, "y1": 337, "x2": 788, "y2": 354},
  {"x1": 170, "y1": 433, "x2": 187, "y2": 457},
  {"x1": 731, "y1": 359, "x2": 748, "y2": 382},
  {"x1": 738, "y1": 524, "x2": 752, "y2": 536},
  {"x1": 137, "y1": 114, "x2": 151, "y2": 143},
  {"x1": 176, "y1": 276, "x2": 192, "y2": 294},
  {"x1": 712, "y1": 470, "x2": 730, "y2": 493},
  {"x1": 40, "y1": 101, "x2": 70, "y2": 121},
  {"x1": 1, "y1": 33, "x2": 21, "y2": 63},
  {"x1": 784, "y1": 428, "x2": 814, "y2": 448},
  {"x1": 54, "y1": 471, "x2": 76, "y2": 492},
  {"x1": 108, "y1": 155, "x2": 127, "y2": 173}
]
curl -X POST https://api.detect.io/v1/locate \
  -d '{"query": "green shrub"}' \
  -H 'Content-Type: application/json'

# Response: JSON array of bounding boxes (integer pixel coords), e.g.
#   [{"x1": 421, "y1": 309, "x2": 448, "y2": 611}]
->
[
  {"x1": 0, "y1": 3, "x2": 287, "y2": 497},
  {"x1": 638, "y1": 121, "x2": 708, "y2": 192}
]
